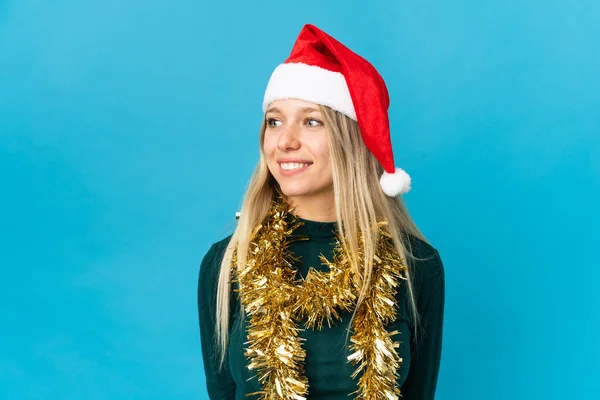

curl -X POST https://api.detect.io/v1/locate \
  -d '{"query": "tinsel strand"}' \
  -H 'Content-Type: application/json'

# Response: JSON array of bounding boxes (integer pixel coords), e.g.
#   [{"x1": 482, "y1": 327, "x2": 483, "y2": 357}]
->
[{"x1": 346, "y1": 224, "x2": 407, "y2": 400}]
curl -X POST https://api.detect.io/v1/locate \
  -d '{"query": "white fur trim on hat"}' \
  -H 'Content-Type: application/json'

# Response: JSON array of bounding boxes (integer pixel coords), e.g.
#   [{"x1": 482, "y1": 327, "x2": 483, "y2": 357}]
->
[
  {"x1": 380, "y1": 167, "x2": 411, "y2": 196},
  {"x1": 262, "y1": 62, "x2": 357, "y2": 120}
]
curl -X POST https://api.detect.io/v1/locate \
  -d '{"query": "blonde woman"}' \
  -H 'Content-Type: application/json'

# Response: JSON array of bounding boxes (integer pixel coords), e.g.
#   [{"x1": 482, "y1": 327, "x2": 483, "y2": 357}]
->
[{"x1": 198, "y1": 24, "x2": 445, "y2": 400}]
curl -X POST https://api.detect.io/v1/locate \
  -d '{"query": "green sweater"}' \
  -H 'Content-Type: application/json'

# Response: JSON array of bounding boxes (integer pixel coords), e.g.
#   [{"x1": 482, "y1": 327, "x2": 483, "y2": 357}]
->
[{"x1": 198, "y1": 216, "x2": 445, "y2": 399}]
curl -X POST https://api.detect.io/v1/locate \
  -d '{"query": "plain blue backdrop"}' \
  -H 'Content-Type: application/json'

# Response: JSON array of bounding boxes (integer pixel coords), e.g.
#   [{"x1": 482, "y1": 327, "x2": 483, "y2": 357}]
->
[{"x1": 1, "y1": 0, "x2": 599, "y2": 399}]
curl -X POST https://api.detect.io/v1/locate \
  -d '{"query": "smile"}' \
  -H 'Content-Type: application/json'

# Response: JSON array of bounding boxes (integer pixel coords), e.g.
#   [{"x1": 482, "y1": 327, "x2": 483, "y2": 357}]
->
[
  {"x1": 279, "y1": 162, "x2": 312, "y2": 171},
  {"x1": 278, "y1": 162, "x2": 312, "y2": 176}
]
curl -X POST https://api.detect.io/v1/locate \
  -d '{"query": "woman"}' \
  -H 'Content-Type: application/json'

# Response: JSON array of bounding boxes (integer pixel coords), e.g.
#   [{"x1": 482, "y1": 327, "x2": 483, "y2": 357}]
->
[{"x1": 198, "y1": 24, "x2": 445, "y2": 400}]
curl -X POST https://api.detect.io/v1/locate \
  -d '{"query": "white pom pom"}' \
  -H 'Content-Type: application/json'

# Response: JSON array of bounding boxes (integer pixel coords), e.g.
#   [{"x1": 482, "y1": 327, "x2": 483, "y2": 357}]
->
[{"x1": 379, "y1": 167, "x2": 411, "y2": 197}]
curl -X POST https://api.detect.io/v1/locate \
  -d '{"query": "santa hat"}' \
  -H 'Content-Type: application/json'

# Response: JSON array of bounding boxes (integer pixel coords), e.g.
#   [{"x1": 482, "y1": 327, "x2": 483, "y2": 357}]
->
[{"x1": 262, "y1": 24, "x2": 411, "y2": 197}]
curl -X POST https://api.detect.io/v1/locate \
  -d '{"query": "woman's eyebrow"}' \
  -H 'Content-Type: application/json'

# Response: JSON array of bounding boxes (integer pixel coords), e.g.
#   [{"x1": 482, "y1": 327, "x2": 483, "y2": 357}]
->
[
  {"x1": 298, "y1": 106, "x2": 321, "y2": 114},
  {"x1": 265, "y1": 107, "x2": 281, "y2": 114}
]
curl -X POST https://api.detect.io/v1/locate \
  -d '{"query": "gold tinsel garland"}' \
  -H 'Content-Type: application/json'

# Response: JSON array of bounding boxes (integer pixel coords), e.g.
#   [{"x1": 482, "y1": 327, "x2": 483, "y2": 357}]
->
[{"x1": 231, "y1": 197, "x2": 407, "y2": 399}]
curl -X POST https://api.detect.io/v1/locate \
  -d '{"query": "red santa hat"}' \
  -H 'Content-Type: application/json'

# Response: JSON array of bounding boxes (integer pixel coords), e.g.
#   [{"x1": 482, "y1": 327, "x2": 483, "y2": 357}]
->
[{"x1": 262, "y1": 23, "x2": 411, "y2": 197}]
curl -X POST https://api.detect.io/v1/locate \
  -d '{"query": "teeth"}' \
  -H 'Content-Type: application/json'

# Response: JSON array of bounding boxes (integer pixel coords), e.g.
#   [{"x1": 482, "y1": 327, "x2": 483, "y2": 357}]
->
[{"x1": 280, "y1": 162, "x2": 311, "y2": 171}]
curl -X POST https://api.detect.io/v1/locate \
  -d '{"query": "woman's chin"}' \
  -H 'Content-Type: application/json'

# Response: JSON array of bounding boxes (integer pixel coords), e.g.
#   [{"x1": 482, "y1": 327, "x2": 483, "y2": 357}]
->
[
  {"x1": 277, "y1": 185, "x2": 310, "y2": 198},
  {"x1": 276, "y1": 181, "x2": 332, "y2": 200}
]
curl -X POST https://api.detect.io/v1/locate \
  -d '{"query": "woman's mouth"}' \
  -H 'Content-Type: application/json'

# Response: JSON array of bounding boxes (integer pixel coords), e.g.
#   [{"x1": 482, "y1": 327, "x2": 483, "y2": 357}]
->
[{"x1": 278, "y1": 162, "x2": 312, "y2": 176}]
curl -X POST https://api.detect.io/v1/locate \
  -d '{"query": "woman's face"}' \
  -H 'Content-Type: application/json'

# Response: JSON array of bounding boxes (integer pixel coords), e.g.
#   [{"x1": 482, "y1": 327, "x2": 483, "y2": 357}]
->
[{"x1": 263, "y1": 99, "x2": 334, "y2": 203}]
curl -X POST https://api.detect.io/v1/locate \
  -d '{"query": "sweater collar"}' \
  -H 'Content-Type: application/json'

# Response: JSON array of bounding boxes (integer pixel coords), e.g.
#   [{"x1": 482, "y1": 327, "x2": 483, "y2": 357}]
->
[{"x1": 286, "y1": 213, "x2": 338, "y2": 238}]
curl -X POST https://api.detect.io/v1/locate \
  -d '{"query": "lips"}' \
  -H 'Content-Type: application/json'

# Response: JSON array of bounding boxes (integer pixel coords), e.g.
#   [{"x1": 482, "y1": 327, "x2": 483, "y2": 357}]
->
[
  {"x1": 280, "y1": 162, "x2": 312, "y2": 170},
  {"x1": 278, "y1": 162, "x2": 312, "y2": 176},
  {"x1": 277, "y1": 159, "x2": 313, "y2": 164}
]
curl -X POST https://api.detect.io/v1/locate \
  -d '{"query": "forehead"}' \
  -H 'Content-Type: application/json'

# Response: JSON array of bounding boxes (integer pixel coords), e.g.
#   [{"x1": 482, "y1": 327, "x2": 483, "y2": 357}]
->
[{"x1": 266, "y1": 99, "x2": 322, "y2": 114}]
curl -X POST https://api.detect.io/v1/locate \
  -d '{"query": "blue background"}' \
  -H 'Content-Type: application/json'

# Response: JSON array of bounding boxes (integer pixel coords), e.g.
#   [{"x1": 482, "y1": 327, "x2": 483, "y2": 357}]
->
[{"x1": 1, "y1": 1, "x2": 598, "y2": 399}]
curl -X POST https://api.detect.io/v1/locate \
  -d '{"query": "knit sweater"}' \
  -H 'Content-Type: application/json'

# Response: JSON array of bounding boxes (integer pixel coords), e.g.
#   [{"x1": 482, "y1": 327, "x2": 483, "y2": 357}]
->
[{"x1": 198, "y1": 216, "x2": 445, "y2": 399}]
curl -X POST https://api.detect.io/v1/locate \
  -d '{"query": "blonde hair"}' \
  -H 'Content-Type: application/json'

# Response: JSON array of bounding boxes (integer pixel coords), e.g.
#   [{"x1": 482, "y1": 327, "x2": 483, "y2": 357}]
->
[{"x1": 214, "y1": 105, "x2": 428, "y2": 368}]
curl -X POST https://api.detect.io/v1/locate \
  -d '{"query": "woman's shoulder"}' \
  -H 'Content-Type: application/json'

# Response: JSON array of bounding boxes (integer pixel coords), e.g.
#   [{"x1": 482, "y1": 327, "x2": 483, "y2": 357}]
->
[
  {"x1": 405, "y1": 235, "x2": 439, "y2": 261},
  {"x1": 404, "y1": 234, "x2": 445, "y2": 289},
  {"x1": 198, "y1": 234, "x2": 234, "y2": 285},
  {"x1": 206, "y1": 234, "x2": 234, "y2": 260}
]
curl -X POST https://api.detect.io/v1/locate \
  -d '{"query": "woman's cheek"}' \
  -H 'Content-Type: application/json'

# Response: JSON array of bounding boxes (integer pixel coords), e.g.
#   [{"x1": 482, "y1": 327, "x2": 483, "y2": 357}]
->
[{"x1": 262, "y1": 135, "x2": 276, "y2": 157}]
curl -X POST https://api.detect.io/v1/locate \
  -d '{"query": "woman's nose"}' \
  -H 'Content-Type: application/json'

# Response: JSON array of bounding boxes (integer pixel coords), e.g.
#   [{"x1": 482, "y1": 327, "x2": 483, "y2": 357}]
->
[{"x1": 277, "y1": 124, "x2": 300, "y2": 150}]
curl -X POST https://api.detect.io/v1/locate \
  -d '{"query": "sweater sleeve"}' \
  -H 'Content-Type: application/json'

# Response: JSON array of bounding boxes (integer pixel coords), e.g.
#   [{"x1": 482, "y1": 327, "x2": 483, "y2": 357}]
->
[
  {"x1": 401, "y1": 246, "x2": 445, "y2": 399},
  {"x1": 198, "y1": 239, "x2": 236, "y2": 400}
]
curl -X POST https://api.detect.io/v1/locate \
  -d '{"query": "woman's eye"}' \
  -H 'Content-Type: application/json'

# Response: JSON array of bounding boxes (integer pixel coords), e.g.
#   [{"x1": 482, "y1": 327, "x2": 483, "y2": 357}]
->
[
  {"x1": 306, "y1": 118, "x2": 323, "y2": 127},
  {"x1": 266, "y1": 118, "x2": 282, "y2": 127}
]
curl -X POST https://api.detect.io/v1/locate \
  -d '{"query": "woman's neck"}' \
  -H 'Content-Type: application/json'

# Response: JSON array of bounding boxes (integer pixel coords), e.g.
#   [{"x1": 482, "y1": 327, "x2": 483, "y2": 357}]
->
[{"x1": 284, "y1": 192, "x2": 336, "y2": 222}]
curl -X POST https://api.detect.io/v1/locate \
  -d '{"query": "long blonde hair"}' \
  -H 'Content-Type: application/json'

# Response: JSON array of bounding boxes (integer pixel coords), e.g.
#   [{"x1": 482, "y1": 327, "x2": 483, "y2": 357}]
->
[{"x1": 214, "y1": 105, "x2": 428, "y2": 368}]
